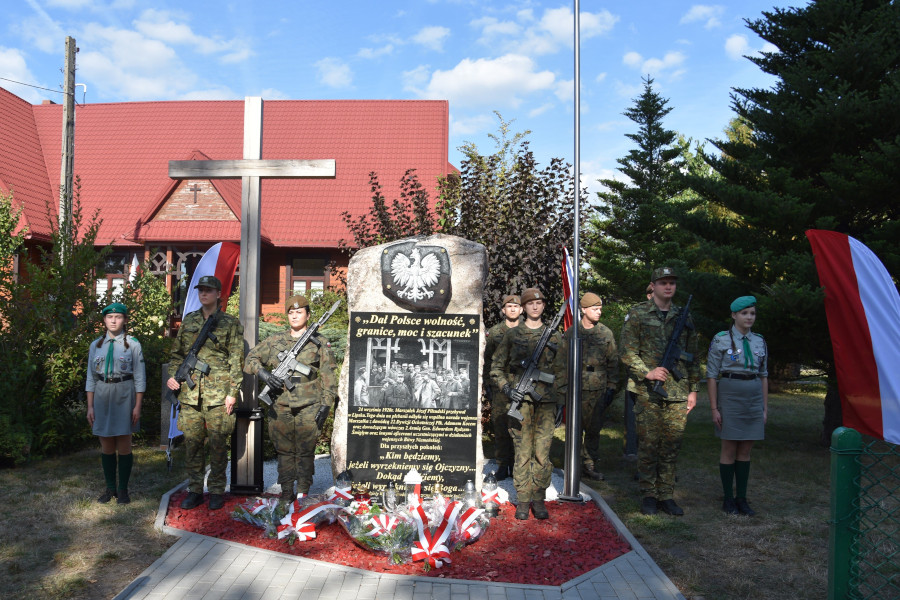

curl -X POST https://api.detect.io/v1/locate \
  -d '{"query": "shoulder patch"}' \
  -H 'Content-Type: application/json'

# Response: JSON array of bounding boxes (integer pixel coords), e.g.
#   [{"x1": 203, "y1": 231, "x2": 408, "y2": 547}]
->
[
  {"x1": 129, "y1": 336, "x2": 139, "y2": 343},
  {"x1": 716, "y1": 331, "x2": 728, "y2": 337}
]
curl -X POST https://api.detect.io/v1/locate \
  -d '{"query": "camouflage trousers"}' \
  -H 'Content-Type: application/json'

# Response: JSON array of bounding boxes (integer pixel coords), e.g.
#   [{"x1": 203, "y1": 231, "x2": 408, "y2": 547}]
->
[
  {"x1": 488, "y1": 385, "x2": 514, "y2": 468},
  {"x1": 634, "y1": 395, "x2": 687, "y2": 500},
  {"x1": 178, "y1": 402, "x2": 236, "y2": 495},
  {"x1": 508, "y1": 401, "x2": 556, "y2": 503},
  {"x1": 268, "y1": 403, "x2": 318, "y2": 495},
  {"x1": 580, "y1": 392, "x2": 606, "y2": 468}
]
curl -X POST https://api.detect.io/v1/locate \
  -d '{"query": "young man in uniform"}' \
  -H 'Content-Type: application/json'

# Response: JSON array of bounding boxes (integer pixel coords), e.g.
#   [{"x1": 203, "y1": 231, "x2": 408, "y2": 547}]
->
[
  {"x1": 167, "y1": 275, "x2": 244, "y2": 511},
  {"x1": 557, "y1": 292, "x2": 618, "y2": 481},
  {"x1": 620, "y1": 267, "x2": 699, "y2": 516},
  {"x1": 482, "y1": 294, "x2": 522, "y2": 480},
  {"x1": 244, "y1": 295, "x2": 338, "y2": 503},
  {"x1": 490, "y1": 288, "x2": 565, "y2": 520}
]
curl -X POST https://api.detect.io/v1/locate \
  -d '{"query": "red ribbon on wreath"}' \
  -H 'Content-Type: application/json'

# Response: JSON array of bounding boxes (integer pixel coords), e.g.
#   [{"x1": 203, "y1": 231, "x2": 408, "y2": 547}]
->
[
  {"x1": 481, "y1": 488, "x2": 500, "y2": 505},
  {"x1": 329, "y1": 486, "x2": 352, "y2": 503},
  {"x1": 276, "y1": 520, "x2": 316, "y2": 541},
  {"x1": 366, "y1": 514, "x2": 399, "y2": 537},
  {"x1": 457, "y1": 505, "x2": 485, "y2": 541},
  {"x1": 411, "y1": 500, "x2": 462, "y2": 569}
]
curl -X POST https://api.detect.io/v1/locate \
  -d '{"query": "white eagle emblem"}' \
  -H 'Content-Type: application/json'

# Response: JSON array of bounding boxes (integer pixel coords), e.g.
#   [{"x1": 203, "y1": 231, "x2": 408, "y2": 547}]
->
[{"x1": 390, "y1": 247, "x2": 441, "y2": 302}]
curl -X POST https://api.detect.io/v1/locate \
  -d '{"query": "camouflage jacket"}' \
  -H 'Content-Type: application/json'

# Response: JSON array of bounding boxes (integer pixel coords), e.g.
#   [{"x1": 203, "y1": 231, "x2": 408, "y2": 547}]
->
[
  {"x1": 244, "y1": 329, "x2": 337, "y2": 410},
  {"x1": 168, "y1": 309, "x2": 244, "y2": 407},
  {"x1": 557, "y1": 321, "x2": 619, "y2": 394},
  {"x1": 619, "y1": 300, "x2": 700, "y2": 400},
  {"x1": 482, "y1": 319, "x2": 520, "y2": 384},
  {"x1": 490, "y1": 322, "x2": 565, "y2": 405}
]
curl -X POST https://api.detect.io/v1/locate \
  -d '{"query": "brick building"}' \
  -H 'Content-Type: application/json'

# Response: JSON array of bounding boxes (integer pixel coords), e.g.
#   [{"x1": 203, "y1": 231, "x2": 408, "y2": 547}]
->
[{"x1": 0, "y1": 86, "x2": 451, "y2": 317}]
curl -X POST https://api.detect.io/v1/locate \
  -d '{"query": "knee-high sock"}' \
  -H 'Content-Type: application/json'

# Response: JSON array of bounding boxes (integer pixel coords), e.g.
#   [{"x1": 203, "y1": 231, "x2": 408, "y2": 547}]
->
[
  {"x1": 118, "y1": 453, "x2": 134, "y2": 492},
  {"x1": 719, "y1": 462, "x2": 735, "y2": 500},
  {"x1": 735, "y1": 460, "x2": 751, "y2": 499},
  {"x1": 101, "y1": 452, "x2": 117, "y2": 491}
]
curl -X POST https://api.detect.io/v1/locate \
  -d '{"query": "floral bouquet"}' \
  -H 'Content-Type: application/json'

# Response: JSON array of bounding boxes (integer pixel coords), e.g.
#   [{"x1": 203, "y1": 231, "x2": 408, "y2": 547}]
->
[
  {"x1": 336, "y1": 502, "x2": 418, "y2": 565},
  {"x1": 275, "y1": 494, "x2": 344, "y2": 545},
  {"x1": 231, "y1": 497, "x2": 285, "y2": 538}
]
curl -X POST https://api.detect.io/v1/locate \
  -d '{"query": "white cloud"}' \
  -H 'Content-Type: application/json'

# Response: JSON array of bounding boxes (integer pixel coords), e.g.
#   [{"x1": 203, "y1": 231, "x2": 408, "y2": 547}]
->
[
  {"x1": 407, "y1": 54, "x2": 555, "y2": 109},
  {"x1": 613, "y1": 79, "x2": 642, "y2": 99},
  {"x1": 725, "y1": 34, "x2": 749, "y2": 60},
  {"x1": 45, "y1": 0, "x2": 95, "y2": 8},
  {"x1": 21, "y1": 0, "x2": 65, "y2": 53},
  {"x1": 133, "y1": 9, "x2": 252, "y2": 61},
  {"x1": 680, "y1": 5, "x2": 725, "y2": 29},
  {"x1": 401, "y1": 65, "x2": 431, "y2": 88},
  {"x1": 528, "y1": 103, "x2": 554, "y2": 118},
  {"x1": 595, "y1": 72, "x2": 607, "y2": 84},
  {"x1": 622, "y1": 50, "x2": 686, "y2": 79},
  {"x1": 315, "y1": 57, "x2": 353, "y2": 88},
  {"x1": 449, "y1": 113, "x2": 496, "y2": 137},
  {"x1": 412, "y1": 26, "x2": 450, "y2": 52},
  {"x1": 555, "y1": 78, "x2": 574, "y2": 103},
  {"x1": 473, "y1": 6, "x2": 617, "y2": 56},
  {"x1": 358, "y1": 44, "x2": 394, "y2": 59},
  {"x1": 179, "y1": 86, "x2": 238, "y2": 100},
  {"x1": 259, "y1": 88, "x2": 289, "y2": 100},
  {"x1": 0, "y1": 47, "x2": 46, "y2": 103}
]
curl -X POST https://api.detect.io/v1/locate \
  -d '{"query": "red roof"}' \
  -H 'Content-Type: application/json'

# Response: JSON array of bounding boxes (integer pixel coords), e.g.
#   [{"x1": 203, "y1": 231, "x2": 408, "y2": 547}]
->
[{"x1": 1, "y1": 88, "x2": 450, "y2": 248}]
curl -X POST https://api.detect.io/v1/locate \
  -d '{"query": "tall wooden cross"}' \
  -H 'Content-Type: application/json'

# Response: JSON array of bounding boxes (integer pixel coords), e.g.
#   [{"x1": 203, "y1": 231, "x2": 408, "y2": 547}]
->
[{"x1": 169, "y1": 96, "x2": 336, "y2": 493}]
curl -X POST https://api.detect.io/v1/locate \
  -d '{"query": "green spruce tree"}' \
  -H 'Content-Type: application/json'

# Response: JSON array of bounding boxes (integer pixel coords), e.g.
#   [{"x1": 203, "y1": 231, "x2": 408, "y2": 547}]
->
[{"x1": 680, "y1": 0, "x2": 900, "y2": 442}]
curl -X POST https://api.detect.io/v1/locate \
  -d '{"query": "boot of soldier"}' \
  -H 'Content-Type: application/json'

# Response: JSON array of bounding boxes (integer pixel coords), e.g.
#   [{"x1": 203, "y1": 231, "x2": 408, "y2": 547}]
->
[
  {"x1": 582, "y1": 463, "x2": 604, "y2": 481},
  {"x1": 280, "y1": 484, "x2": 295, "y2": 505},
  {"x1": 515, "y1": 501, "x2": 531, "y2": 520},
  {"x1": 531, "y1": 499, "x2": 549, "y2": 520}
]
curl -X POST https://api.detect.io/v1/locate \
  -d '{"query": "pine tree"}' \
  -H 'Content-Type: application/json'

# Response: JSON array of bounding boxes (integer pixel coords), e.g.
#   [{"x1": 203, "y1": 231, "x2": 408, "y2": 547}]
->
[
  {"x1": 587, "y1": 76, "x2": 694, "y2": 302},
  {"x1": 680, "y1": 0, "x2": 900, "y2": 442}
]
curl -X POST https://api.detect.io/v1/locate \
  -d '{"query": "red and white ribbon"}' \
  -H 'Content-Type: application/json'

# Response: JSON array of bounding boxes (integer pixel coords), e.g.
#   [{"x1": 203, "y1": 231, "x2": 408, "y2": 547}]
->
[
  {"x1": 481, "y1": 489, "x2": 500, "y2": 505},
  {"x1": 366, "y1": 514, "x2": 400, "y2": 537},
  {"x1": 249, "y1": 497, "x2": 277, "y2": 515},
  {"x1": 276, "y1": 520, "x2": 316, "y2": 541},
  {"x1": 329, "y1": 486, "x2": 352, "y2": 503},
  {"x1": 457, "y1": 506, "x2": 485, "y2": 541},
  {"x1": 411, "y1": 500, "x2": 462, "y2": 569},
  {"x1": 286, "y1": 493, "x2": 307, "y2": 514}
]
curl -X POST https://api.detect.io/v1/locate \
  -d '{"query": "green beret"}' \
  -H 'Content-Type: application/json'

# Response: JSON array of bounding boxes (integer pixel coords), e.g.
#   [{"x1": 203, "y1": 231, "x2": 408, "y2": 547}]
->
[
  {"x1": 102, "y1": 302, "x2": 128, "y2": 316},
  {"x1": 730, "y1": 296, "x2": 757, "y2": 312}
]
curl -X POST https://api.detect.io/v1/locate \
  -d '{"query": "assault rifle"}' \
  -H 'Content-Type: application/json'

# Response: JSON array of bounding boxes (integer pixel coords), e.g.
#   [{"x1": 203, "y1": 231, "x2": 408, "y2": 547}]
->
[
  {"x1": 650, "y1": 294, "x2": 694, "y2": 398},
  {"x1": 167, "y1": 310, "x2": 220, "y2": 471},
  {"x1": 507, "y1": 302, "x2": 567, "y2": 421},
  {"x1": 258, "y1": 300, "x2": 342, "y2": 407}
]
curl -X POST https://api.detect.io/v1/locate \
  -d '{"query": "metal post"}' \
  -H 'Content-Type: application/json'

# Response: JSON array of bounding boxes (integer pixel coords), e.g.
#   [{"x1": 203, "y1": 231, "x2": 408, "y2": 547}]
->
[
  {"x1": 828, "y1": 426, "x2": 862, "y2": 600},
  {"x1": 560, "y1": 0, "x2": 584, "y2": 502}
]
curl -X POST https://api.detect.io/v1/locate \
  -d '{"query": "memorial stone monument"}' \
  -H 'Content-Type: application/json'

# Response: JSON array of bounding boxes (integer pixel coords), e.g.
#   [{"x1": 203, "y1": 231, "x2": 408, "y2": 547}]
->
[{"x1": 332, "y1": 234, "x2": 488, "y2": 496}]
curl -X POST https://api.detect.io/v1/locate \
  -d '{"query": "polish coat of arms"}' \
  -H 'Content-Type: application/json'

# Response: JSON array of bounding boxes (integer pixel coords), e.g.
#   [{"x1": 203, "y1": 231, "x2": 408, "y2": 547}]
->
[{"x1": 381, "y1": 241, "x2": 452, "y2": 312}]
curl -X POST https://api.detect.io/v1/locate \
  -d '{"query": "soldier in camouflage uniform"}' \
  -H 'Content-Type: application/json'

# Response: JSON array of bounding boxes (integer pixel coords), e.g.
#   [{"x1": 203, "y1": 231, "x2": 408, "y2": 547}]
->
[
  {"x1": 491, "y1": 288, "x2": 565, "y2": 520},
  {"x1": 166, "y1": 275, "x2": 244, "y2": 511},
  {"x1": 557, "y1": 293, "x2": 618, "y2": 481},
  {"x1": 483, "y1": 294, "x2": 522, "y2": 480},
  {"x1": 244, "y1": 295, "x2": 338, "y2": 503},
  {"x1": 620, "y1": 267, "x2": 699, "y2": 516}
]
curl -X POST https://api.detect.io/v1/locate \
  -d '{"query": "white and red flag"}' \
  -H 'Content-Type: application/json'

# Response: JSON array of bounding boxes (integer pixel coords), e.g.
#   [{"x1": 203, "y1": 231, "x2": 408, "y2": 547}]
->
[
  {"x1": 562, "y1": 247, "x2": 576, "y2": 330},
  {"x1": 806, "y1": 229, "x2": 900, "y2": 444},
  {"x1": 182, "y1": 242, "x2": 240, "y2": 316}
]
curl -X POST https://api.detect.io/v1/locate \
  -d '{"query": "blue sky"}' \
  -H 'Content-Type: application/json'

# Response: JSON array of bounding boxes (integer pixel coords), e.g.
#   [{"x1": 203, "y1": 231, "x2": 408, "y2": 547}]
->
[{"x1": 2, "y1": 0, "x2": 782, "y2": 196}]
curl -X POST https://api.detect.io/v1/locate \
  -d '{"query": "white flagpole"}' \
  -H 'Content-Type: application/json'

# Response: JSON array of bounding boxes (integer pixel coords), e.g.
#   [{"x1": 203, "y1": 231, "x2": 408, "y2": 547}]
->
[{"x1": 561, "y1": 0, "x2": 584, "y2": 502}]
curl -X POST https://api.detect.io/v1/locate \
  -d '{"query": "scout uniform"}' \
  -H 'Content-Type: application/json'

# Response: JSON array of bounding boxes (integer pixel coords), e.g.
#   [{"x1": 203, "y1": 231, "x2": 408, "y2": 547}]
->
[
  {"x1": 168, "y1": 276, "x2": 244, "y2": 504},
  {"x1": 86, "y1": 302, "x2": 146, "y2": 504},
  {"x1": 244, "y1": 295, "x2": 338, "y2": 501},
  {"x1": 556, "y1": 293, "x2": 618, "y2": 480},
  {"x1": 619, "y1": 268, "x2": 699, "y2": 512},
  {"x1": 490, "y1": 288, "x2": 565, "y2": 519}
]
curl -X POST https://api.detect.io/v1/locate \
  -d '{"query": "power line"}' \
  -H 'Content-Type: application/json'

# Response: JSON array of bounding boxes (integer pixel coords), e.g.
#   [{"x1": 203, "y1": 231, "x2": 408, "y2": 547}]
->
[{"x1": 0, "y1": 76, "x2": 72, "y2": 95}]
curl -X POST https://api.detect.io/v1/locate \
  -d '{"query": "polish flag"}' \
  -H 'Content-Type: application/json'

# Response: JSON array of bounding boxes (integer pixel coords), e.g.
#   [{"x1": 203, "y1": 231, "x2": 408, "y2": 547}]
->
[
  {"x1": 562, "y1": 247, "x2": 576, "y2": 330},
  {"x1": 182, "y1": 242, "x2": 240, "y2": 316},
  {"x1": 806, "y1": 230, "x2": 900, "y2": 444}
]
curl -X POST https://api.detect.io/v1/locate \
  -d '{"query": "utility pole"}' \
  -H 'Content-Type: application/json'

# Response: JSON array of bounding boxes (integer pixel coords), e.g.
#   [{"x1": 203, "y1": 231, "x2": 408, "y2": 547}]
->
[{"x1": 58, "y1": 36, "x2": 77, "y2": 262}]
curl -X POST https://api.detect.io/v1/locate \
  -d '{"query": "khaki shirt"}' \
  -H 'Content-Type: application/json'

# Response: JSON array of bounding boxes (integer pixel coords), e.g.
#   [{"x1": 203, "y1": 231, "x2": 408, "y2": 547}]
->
[{"x1": 706, "y1": 326, "x2": 768, "y2": 379}]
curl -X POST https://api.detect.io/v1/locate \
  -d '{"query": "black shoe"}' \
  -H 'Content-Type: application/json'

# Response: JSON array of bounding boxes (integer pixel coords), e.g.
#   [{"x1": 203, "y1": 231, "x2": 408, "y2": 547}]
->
[
  {"x1": 208, "y1": 494, "x2": 225, "y2": 510},
  {"x1": 735, "y1": 498, "x2": 756, "y2": 516},
  {"x1": 531, "y1": 499, "x2": 549, "y2": 520},
  {"x1": 582, "y1": 465, "x2": 604, "y2": 481},
  {"x1": 515, "y1": 502, "x2": 531, "y2": 520},
  {"x1": 641, "y1": 496, "x2": 658, "y2": 515},
  {"x1": 496, "y1": 465, "x2": 511, "y2": 480},
  {"x1": 657, "y1": 499, "x2": 684, "y2": 516},
  {"x1": 116, "y1": 489, "x2": 130, "y2": 505},
  {"x1": 180, "y1": 491, "x2": 204, "y2": 510},
  {"x1": 722, "y1": 498, "x2": 738, "y2": 515},
  {"x1": 98, "y1": 489, "x2": 117, "y2": 504}
]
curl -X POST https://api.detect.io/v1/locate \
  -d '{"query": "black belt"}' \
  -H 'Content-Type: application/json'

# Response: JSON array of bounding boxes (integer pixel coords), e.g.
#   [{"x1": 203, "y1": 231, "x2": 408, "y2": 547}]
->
[
  {"x1": 98, "y1": 374, "x2": 133, "y2": 383},
  {"x1": 290, "y1": 374, "x2": 317, "y2": 384},
  {"x1": 720, "y1": 372, "x2": 758, "y2": 381}
]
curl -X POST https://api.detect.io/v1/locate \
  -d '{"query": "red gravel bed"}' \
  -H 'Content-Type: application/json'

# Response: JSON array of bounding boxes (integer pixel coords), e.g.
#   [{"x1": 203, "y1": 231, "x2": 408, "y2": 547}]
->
[{"x1": 165, "y1": 490, "x2": 630, "y2": 586}]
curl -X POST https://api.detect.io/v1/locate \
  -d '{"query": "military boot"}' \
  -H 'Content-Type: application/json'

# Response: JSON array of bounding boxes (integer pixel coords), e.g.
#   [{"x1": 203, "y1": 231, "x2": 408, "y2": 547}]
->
[
  {"x1": 280, "y1": 487, "x2": 295, "y2": 505},
  {"x1": 531, "y1": 499, "x2": 549, "y2": 520},
  {"x1": 582, "y1": 463, "x2": 604, "y2": 481},
  {"x1": 515, "y1": 502, "x2": 531, "y2": 520}
]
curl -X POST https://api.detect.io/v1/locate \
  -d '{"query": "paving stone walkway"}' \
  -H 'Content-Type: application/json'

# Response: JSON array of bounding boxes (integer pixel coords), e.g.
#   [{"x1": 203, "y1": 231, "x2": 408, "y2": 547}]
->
[{"x1": 114, "y1": 470, "x2": 685, "y2": 600}]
